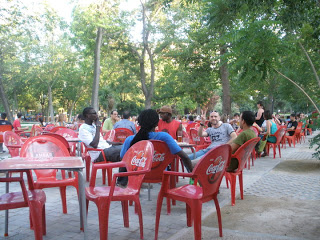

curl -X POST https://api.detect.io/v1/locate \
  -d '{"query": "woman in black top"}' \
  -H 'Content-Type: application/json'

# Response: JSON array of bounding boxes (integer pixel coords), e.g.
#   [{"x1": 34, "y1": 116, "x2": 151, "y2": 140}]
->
[{"x1": 255, "y1": 101, "x2": 265, "y2": 127}]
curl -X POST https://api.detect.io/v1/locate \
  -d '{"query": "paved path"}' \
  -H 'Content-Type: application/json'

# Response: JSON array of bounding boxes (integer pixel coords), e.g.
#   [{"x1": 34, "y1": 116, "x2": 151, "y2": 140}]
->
[{"x1": 0, "y1": 131, "x2": 319, "y2": 239}]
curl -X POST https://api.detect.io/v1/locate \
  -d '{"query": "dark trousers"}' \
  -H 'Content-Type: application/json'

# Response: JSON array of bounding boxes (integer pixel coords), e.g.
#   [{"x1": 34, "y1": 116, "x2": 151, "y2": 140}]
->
[{"x1": 95, "y1": 145, "x2": 127, "y2": 184}]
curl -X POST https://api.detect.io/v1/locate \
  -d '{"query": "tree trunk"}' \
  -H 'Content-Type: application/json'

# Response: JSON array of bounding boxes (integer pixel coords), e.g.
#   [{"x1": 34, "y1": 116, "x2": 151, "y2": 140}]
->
[
  {"x1": 48, "y1": 85, "x2": 54, "y2": 123},
  {"x1": 92, "y1": 27, "x2": 103, "y2": 112},
  {"x1": 219, "y1": 45, "x2": 231, "y2": 115},
  {"x1": 0, "y1": 76, "x2": 13, "y2": 122}
]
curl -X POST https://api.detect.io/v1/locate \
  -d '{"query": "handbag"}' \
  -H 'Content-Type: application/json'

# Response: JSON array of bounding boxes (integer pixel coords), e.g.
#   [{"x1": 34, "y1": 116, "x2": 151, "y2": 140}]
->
[{"x1": 257, "y1": 135, "x2": 269, "y2": 153}]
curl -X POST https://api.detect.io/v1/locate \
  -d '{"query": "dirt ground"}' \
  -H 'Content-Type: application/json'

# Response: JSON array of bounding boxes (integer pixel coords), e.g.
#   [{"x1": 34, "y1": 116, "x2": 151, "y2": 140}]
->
[{"x1": 202, "y1": 159, "x2": 320, "y2": 240}]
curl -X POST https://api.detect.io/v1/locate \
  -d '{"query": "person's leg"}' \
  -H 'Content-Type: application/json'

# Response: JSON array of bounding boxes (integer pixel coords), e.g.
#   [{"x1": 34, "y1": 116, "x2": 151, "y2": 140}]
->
[
  {"x1": 188, "y1": 148, "x2": 209, "y2": 160},
  {"x1": 226, "y1": 158, "x2": 238, "y2": 172}
]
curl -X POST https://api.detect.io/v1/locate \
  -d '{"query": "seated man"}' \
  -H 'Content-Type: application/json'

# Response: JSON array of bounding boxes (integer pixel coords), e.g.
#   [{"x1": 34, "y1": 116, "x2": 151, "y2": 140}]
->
[
  {"x1": 228, "y1": 111, "x2": 257, "y2": 172},
  {"x1": 0, "y1": 112, "x2": 13, "y2": 153},
  {"x1": 13, "y1": 113, "x2": 29, "y2": 132},
  {"x1": 189, "y1": 111, "x2": 237, "y2": 162},
  {"x1": 78, "y1": 107, "x2": 122, "y2": 163},
  {"x1": 119, "y1": 109, "x2": 193, "y2": 187},
  {"x1": 286, "y1": 113, "x2": 298, "y2": 136},
  {"x1": 102, "y1": 110, "x2": 119, "y2": 134},
  {"x1": 113, "y1": 110, "x2": 136, "y2": 134},
  {"x1": 157, "y1": 105, "x2": 182, "y2": 140}
]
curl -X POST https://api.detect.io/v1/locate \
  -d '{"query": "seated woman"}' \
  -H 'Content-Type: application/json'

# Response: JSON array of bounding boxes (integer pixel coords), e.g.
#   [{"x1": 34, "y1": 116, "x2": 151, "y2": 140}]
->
[
  {"x1": 55, "y1": 113, "x2": 67, "y2": 127},
  {"x1": 118, "y1": 109, "x2": 193, "y2": 187},
  {"x1": 261, "y1": 110, "x2": 278, "y2": 157}
]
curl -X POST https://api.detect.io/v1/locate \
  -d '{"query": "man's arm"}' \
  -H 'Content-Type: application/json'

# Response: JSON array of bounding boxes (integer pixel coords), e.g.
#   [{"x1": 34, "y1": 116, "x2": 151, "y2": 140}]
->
[
  {"x1": 90, "y1": 120, "x2": 102, "y2": 148},
  {"x1": 226, "y1": 132, "x2": 237, "y2": 144},
  {"x1": 229, "y1": 142, "x2": 240, "y2": 153},
  {"x1": 176, "y1": 150, "x2": 193, "y2": 173}
]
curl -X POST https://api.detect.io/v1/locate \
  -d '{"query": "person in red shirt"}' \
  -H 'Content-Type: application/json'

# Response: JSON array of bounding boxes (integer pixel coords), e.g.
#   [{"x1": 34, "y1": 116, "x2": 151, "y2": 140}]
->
[
  {"x1": 157, "y1": 105, "x2": 182, "y2": 140},
  {"x1": 13, "y1": 113, "x2": 29, "y2": 132}
]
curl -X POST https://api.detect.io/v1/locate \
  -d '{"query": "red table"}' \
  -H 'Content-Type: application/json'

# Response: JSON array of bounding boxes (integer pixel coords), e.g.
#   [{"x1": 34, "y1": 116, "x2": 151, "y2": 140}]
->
[{"x1": 0, "y1": 157, "x2": 88, "y2": 240}]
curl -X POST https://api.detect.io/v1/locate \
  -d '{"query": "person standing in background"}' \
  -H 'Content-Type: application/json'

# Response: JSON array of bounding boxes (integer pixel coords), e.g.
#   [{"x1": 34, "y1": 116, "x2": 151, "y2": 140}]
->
[{"x1": 255, "y1": 101, "x2": 265, "y2": 127}]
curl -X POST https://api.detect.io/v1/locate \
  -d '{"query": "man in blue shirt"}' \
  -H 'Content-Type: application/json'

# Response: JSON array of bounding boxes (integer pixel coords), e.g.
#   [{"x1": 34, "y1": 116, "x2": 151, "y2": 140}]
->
[{"x1": 113, "y1": 110, "x2": 136, "y2": 134}]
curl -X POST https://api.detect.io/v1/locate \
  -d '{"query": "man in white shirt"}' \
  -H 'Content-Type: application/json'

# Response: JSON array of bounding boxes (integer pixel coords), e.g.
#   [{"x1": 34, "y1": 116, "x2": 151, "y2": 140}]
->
[{"x1": 79, "y1": 107, "x2": 122, "y2": 163}]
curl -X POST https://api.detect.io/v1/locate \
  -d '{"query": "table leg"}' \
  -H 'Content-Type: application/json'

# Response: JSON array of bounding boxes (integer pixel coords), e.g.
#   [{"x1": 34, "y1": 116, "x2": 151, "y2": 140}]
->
[
  {"x1": 191, "y1": 146, "x2": 196, "y2": 160},
  {"x1": 5, "y1": 172, "x2": 9, "y2": 236},
  {"x1": 77, "y1": 170, "x2": 87, "y2": 239}
]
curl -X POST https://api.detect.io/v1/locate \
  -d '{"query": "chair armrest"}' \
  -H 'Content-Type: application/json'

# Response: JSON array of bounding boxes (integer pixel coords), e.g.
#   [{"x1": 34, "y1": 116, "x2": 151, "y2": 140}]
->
[
  {"x1": 92, "y1": 162, "x2": 125, "y2": 170},
  {"x1": 87, "y1": 148, "x2": 104, "y2": 152},
  {"x1": 163, "y1": 171, "x2": 193, "y2": 178},
  {"x1": 5, "y1": 145, "x2": 22, "y2": 148},
  {"x1": 113, "y1": 170, "x2": 150, "y2": 178}
]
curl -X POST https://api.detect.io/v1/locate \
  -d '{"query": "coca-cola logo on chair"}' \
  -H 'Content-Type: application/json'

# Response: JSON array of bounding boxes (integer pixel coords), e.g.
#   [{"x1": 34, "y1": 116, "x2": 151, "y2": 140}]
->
[
  {"x1": 206, "y1": 156, "x2": 225, "y2": 184},
  {"x1": 131, "y1": 151, "x2": 147, "y2": 170},
  {"x1": 152, "y1": 151, "x2": 165, "y2": 168}
]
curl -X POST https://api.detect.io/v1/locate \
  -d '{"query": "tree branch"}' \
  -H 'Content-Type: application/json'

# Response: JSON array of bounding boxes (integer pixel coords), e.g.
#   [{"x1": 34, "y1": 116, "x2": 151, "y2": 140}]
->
[{"x1": 275, "y1": 69, "x2": 320, "y2": 113}]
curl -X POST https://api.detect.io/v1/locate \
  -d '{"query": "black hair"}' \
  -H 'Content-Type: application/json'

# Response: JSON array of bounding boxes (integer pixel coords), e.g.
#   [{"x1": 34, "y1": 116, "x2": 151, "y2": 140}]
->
[
  {"x1": 129, "y1": 109, "x2": 159, "y2": 147},
  {"x1": 17, "y1": 113, "x2": 22, "y2": 118},
  {"x1": 1, "y1": 113, "x2": 6, "y2": 119},
  {"x1": 241, "y1": 111, "x2": 255, "y2": 126},
  {"x1": 257, "y1": 101, "x2": 264, "y2": 109},
  {"x1": 234, "y1": 113, "x2": 240, "y2": 117},
  {"x1": 83, "y1": 107, "x2": 94, "y2": 118},
  {"x1": 39, "y1": 117, "x2": 44, "y2": 123},
  {"x1": 111, "y1": 110, "x2": 117, "y2": 115},
  {"x1": 264, "y1": 110, "x2": 272, "y2": 120},
  {"x1": 290, "y1": 113, "x2": 296, "y2": 118},
  {"x1": 123, "y1": 111, "x2": 130, "y2": 119},
  {"x1": 77, "y1": 114, "x2": 85, "y2": 120},
  {"x1": 188, "y1": 115, "x2": 194, "y2": 121}
]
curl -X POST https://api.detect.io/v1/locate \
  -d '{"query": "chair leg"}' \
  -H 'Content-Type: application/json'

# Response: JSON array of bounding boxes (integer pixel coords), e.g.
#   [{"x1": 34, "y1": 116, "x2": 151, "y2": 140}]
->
[
  {"x1": 193, "y1": 202, "x2": 202, "y2": 240},
  {"x1": 186, "y1": 203, "x2": 192, "y2": 227},
  {"x1": 107, "y1": 169, "x2": 112, "y2": 186},
  {"x1": 230, "y1": 174, "x2": 237, "y2": 206},
  {"x1": 96, "y1": 200, "x2": 111, "y2": 240},
  {"x1": 134, "y1": 199, "x2": 144, "y2": 239},
  {"x1": 121, "y1": 200, "x2": 129, "y2": 228},
  {"x1": 213, "y1": 196, "x2": 223, "y2": 237},
  {"x1": 239, "y1": 173, "x2": 243, "y2": 200},
  {"x1": 29, "y1": 200, "x2": 45, "y2": 240},
  {"x1": 59, "y1": 186, "x2": 67, "y2": 214},
  {"x1": 102, "y1": 169, "x2": 106, "y2": 185},
  {"x1": 155, "y1": 194, "x2": 164, "y2": 240}
]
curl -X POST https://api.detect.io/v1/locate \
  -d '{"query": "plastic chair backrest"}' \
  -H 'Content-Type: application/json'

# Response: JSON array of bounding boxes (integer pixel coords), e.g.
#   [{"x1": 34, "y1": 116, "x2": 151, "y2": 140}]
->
[
  {"x1": 103, "y1": 130, "x2": 115, "y2": 141},
  {"x1": 3, "y1": 131, "x2": 23, "y2": 157},
  {"x1": 232, "y1": 137, "x2": 260, "y2": 173},
  {"x1": 274, "y1": 127, "x2": 286, "y2": 145},
  {"x1": 0, "y1": 125, "x2": 13, "y2": 143},
  {"x1": 294, "y1": 122, "x2": 303, "y2": 135},
  {"x1": 31, "y1": 124, "x2": 43, "y2": 137},
  {"x1": 190, "y1": 128, "x2": 206, "y2": 145},
  {"x1": 251, "y1": 126, "x2": 260, "y2": 137},
  {"x1": 192, "y1": 144, "x2": 231, "y2": 196},
  {"x1": 114, "y1": 128, "x2": 134, "y2": 143},
  {"x1": 20, "y1": 135, "x2": 70, "y2": 178},
  {"x1": 186, "y1": 122, "x2": 197, "y2": 135},
  {"x1": 143, "y1": 140, "x2": 175, "y2": 182},
  {"x1": 122, "y1": 140, "x2": 154, "y2": 189},
  {"x1": 50, "y1": 126, "x2": 67, "y2": 133},
  {"x1": 42, "y1": 133, "x2": 71, "y2": 152},
  {"x1": 54, "y1": 128, "x2": 78, "y2": 138},
  {"x1": 44, "y1": 124, "x2": 55, "y2": 131}
]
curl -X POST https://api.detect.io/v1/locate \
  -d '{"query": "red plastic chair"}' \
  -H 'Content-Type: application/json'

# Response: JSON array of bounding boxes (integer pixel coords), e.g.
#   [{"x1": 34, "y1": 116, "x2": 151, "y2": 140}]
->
[
  {"x1": 0, "y1": 172, "x2": 46, "y2": 239},
  {"x1": 143, "y1": 140, "x2": 176, "y2": 201},
  {"x1": 50, "y1": 126, "x2": 67, "y2": 133},
  {"x1": 190, "y1": 128, "x2": 210, "y2": 151},
  {"x1": 0, "y1": 125, "x2": 13, "y2": 144},
  {"x1": 54, "y1": 128, "x2": 78, "y2": 156},
  {"x1": 225, "y1": 137, "x2": 260, "y2": 206},
  {"x1": 113, "y1": 128, "x2": 134, "y2": 143},
  {"x1": 20, "y1": 135, "x2": 79, "y2": 214},
  {"x1": 285, "y1": 122, "x2": 302, "y2": 148},
  {"x1": 43, "y1": 124, "x2": 55, "y2": 132},
  {"x1": 81, "y1": 143, "x2": 113, "y2": 185},
  {"x1": 103, "y1": 130, "x2": 115, "y2": 141},
  {"x1": 85, "y1": 140, "x2": 154, "y2": 240},
  {"x1": 266, "y1": 127, "x2": 286, "y2": 159},
  {"x1": 42, "y1": 132, "x2": 72, "y2": 155},
  {"x1": 155, "y1": 144, "x2": 232, "y2": 240},
  {"x1": 186, "y1": 122, "x2": 198, "y2": 137},
  {"x1": 31, "y1": 125, "x2": 43, "y2": 137},
  {"x1": 3, "y1": 131, "x2": 23, "y2": 157}
]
